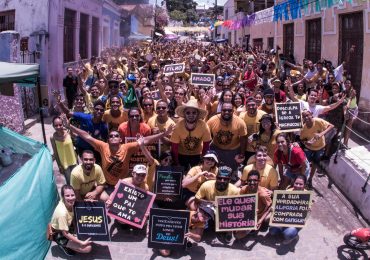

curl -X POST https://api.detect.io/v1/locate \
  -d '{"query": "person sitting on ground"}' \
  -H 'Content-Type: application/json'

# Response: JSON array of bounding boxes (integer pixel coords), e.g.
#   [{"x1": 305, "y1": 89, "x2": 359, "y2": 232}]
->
[
  {"x1": 182, "y1": 150, "x2": 219, "y2": 211},
  {"x1": 235, "y1": 170, "x2": 272, "y2": 240},
  {"x1": 70, "y1": 150, "x2": 109, "y2": 201},
  {"x1": 195, "y1": 166, "x2": 239, "y2": 245},
  {"x1": 158, "y1": 205, "x2": 214, "y2": 257},
  {"x1": 50, "y1": 185, "x2": 92, "y2": 256},
  {"x1": 269, "y1": 175, "x2": 308, "y2": 245},
  {"x1": 236, "y1": 145, "x2": 279, "y2": 191},
  {"x1": 50, "y1": 116, "x2": 78, "y2": 185}
]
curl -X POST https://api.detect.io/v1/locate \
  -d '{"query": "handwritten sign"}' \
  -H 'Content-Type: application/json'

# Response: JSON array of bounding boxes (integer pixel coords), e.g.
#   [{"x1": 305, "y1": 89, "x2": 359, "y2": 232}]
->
[
  {"x1": 190, "y1": 73, "x2": 215, "y2": 87},
  {"x1": 74, "y1": 201, "x2": 110, "y2": 241},
  {"x1": 108, "y1": 181, "x2": 156, "y2": 229},
  {"x1": 270, "y1": 190, "x2": 312, "y2": 228},
  {"x1": 154, "y1": 166, "x2": 184, "y2": 198},
  {"x1": 148, "y1": 208, "x2": 190, "y2": 250},
  {"x1": 163, "y1": 63, "x2": 185, "y2": 74},
  {"x1": 274, "y1": 102, "x2": 302, "y2": 132},
  {"x1": 215, "y1": 194, "x2": 258, "y2": 232},
  {"x1": 125, "y1": 137, "x2": 159, "y2": 172}
]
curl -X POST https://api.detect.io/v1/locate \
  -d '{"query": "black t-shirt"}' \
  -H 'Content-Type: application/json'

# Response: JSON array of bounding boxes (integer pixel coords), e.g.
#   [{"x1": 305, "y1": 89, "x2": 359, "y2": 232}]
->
[{"x1": 63, "y1": 75, "x2": 78, "y2": 94}]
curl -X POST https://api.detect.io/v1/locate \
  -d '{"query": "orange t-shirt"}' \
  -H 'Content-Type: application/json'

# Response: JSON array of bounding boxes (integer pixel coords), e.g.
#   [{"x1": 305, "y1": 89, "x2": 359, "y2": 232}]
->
[
  {"x1": 118, "y1": 122, "x2": 151, "y2": 140},
  {"x1": 91, "y1": 139, "x2": 139, "y2": 185}
]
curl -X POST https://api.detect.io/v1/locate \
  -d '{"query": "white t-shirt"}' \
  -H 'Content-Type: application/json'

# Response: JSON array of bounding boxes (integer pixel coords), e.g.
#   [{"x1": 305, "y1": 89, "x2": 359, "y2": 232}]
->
[{"x1": 299, "y1": 100, "x2": 325, "y2": 118}]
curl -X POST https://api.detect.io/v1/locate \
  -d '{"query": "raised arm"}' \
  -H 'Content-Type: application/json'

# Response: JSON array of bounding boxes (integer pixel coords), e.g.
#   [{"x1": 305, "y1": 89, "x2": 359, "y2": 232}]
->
[
  {"x1": 286, "y1": 78, "x2": 298, "y2": 102},
  {"x1": 68, "y1": 123, "x2": 98, "y2": 150}
]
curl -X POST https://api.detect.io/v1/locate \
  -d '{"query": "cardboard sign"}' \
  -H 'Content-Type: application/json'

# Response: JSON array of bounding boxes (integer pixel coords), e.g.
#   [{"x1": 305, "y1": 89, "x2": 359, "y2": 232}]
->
[
  {"x1": 74, "y1": 201, "x2": 110, "y2": 241},
  {"x1": 215, "y1": 194, "x2": 258, "y2": 232},
  {"x1": 190, "y1": 73, "x2": 215, "y2": 87},
  {"x1": 148, "y1": 208, "x2": 190, "y2": 250},
  {"x1": 270, "y1": 190, "x2": 312, "y2": 228},
  {"x1": 107, "y1": 181, "x2": 156, "y2": 229},
  {"x1": 274, "y1": 102, "x2": 302, "y2": 132},
  {"x1": 125, "y1": 137, "x2": 160, "y2": 172},
  {"x1": 154, "y1": 166, "x2": 184, "y2": 198},
  {"x1": 163, "y1": 63, "x2": 185, "y2": 74}
]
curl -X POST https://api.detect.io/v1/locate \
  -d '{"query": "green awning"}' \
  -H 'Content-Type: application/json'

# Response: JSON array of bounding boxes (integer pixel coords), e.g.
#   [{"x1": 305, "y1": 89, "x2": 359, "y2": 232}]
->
[{"x1": 0, "y1": 62, "x2": 39, "y2": 84}]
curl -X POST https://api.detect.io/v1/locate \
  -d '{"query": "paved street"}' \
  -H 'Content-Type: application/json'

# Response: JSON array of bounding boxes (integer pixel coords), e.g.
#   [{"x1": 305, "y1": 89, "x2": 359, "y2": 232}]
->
[{"x1": 26, "y1": 119, "x2": 369, "y2": 260}]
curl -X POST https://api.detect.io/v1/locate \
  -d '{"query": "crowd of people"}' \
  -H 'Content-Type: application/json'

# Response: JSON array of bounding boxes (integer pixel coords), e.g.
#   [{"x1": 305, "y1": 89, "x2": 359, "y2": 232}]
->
[{"x1": 49, "y1": 40, "x2": 358, "y2": 256}]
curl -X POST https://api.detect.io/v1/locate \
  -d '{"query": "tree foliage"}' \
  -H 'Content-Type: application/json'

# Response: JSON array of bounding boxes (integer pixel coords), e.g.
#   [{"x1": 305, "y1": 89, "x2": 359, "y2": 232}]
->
[{"x1": 166, "y1": 0, "x2": 199, "y2": 23}]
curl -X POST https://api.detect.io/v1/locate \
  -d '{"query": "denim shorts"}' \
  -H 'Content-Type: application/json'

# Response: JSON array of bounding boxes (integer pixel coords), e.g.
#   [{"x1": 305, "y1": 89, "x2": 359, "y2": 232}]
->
[
  {"x1": 304, "y1": 148, "x2": 324, "y2": 165},
  {"x1": 285, "y1": 159, "x2": 310, "y2": 179}
]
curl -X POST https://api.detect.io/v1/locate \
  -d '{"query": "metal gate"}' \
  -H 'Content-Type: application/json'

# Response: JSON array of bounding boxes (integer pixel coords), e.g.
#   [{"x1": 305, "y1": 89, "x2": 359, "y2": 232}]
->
[
  {"x1": 283, "y1": 23, "x2": 294, "y2": 56},
  {"x1": 306, "y1": 18, "x2": 321, "y2": 63}
]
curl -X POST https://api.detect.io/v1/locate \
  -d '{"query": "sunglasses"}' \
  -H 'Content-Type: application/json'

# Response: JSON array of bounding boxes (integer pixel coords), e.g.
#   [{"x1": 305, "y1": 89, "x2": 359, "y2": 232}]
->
[
  {"x1": 109, "y1": 134, "x2": 120, "y2": 138},
  {"x1": 175, "y1": 92, "x2": 185, "y2": 96},
  {"x1": 156, "y1": 106, "x2": 167, "y2": 110},
  {"x1": 222, "y1": 109, "x2": 233, "y2": 113},
  {"x1": 95, "y1": 108, "x2": 104, "y2": 112},
  {"x1": 185, "y1": 111, "x2": 198, "y2": 115},
  {"x1": 143, "y1": 103, "x2": 153, "y2": 107}
]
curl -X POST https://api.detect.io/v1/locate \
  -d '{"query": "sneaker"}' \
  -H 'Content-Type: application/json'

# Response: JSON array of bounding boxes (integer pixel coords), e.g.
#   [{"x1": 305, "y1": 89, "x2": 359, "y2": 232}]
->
[
  {"x1": 58, "y1": 245, "x2": 75, "y2": 256},
  {"x1": 211, "y1": 237, "x2": 224, "y2": 246},
  {"x1": 282, "y1": 235, "x2": 299, "y2": 245},
  {"x1": 224, "y1": 232, "x2": 233, "y2": 243}
]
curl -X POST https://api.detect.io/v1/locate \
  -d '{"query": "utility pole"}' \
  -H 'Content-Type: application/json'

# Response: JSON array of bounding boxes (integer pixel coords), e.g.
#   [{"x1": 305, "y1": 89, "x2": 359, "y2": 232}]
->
[{"x1": 214, "y1": 0, "x2": 217, "y2": 39}]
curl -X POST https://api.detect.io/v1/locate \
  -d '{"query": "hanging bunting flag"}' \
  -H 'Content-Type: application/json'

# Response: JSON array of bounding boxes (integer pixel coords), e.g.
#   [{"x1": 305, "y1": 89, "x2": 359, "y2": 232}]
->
[
  {"x1": 282, "y1": 2, "x2": 290, "y2": 20},
  {"x1": 274, "y1": 4, "x2": 283, "y2": 21}
]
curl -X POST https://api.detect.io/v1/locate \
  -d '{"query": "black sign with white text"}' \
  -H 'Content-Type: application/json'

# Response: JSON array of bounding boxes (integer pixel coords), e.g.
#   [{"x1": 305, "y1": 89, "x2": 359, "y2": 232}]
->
[
  {"x1": 275, "y1": 102, "x2": 302, "y2": 131},
  {"x1": 190, "y1": 73, "x2": 215, "y2": 86}
]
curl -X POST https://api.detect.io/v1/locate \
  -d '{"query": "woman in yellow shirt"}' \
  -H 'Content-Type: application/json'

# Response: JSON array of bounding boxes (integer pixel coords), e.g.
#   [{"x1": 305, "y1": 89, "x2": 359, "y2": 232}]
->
[
  {"x1": 50, "y1": 185, "x2": 92, "y2": 256},
  {"x1": 50, "y1": 116, "x2": 78, "y2": 184}
]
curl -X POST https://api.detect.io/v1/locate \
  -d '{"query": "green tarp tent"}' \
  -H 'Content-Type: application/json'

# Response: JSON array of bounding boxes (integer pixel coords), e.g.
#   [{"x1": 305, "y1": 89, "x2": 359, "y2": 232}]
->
[
  {"x1": 0, "y1": 126, "x2": 58, "y2": 260},
  {"x1": 0, "y1": 62, "x2": 47, "y2": 143}
]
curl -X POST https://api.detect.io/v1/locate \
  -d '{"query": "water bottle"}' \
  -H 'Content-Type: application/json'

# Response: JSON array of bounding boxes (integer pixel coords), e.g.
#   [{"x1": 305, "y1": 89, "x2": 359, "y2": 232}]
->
[{"x1": 0, "y1": 147, "x2": 13, "y2": 166}]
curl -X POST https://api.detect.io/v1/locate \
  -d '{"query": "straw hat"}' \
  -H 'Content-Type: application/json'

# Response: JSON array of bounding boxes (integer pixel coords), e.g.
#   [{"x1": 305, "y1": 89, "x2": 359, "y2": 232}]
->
[{"x1": 175, "y1": 99, "x2": 208, "y2": 120}]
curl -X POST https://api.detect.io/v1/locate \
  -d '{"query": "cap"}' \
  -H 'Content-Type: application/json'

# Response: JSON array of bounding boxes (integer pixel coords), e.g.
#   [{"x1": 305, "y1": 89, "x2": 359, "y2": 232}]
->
[
  {"x1": 272, "y1": 79, "x2": 282, "y2": 85},
  {"x1": 133, "y1": 164, "x2": 147, "y2": 174},
  {"x1": 217, "y1": 165, "x2": 232, "y2": 178},
  {"x1": 263, "y1": 87, "x2": 274, "y2": 96},
  {"x1": 203, "y1": 150, "x2": 219, "y2": 163},
  {"x1": 199, "y1": 205, "x2": 215, "y2": 220}
]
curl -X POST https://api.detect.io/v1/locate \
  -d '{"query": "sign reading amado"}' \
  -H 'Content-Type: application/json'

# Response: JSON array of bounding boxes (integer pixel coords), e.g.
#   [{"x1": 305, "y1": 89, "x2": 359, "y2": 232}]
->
[
  {"x1": 148, "y1": 208, "x2": 190, "y2": 250},
  {"x1": 163, "y1": 63, "x2": 185, "y2": 74},
  {"x1": 154, "y1": 166, "x2": 184, "y2": 199},
  {"x1": 215, "y1": 194, "x2": 258, "y2": 232},
  {"x1": 74, "y1": 201, "x2": 110, "y2": 241},
  {"x1": 274, "y1": 102, "x2": 302, "y2": 131},
  {"x1": 190, "y1": 73, "x2": 215, "y2": 87},
  {"x1": 270, "y1": 190, "x2": 312, "y2": 228},
  {"x1": 107, "y1": 181, "x2": 156, "y2": 229}
]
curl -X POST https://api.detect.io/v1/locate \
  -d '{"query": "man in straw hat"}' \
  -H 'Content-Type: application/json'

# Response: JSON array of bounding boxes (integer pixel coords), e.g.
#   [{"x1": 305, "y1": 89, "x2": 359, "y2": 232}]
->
[{"x1": 170, "y1": 99, "x2": 211, "y2": 170}]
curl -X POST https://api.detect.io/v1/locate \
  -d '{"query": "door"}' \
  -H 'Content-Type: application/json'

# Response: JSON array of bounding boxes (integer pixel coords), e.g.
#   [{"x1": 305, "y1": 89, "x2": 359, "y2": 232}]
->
[
  {"x1": 253, "y1": 38, "x2": 263, "y2": 51},
  {"x1": 306, "y1": 18, "x2": 321, "y2": 63},
  {"x1": 339, "y1": 12, "x2": 363, "y2": 97},
  {"x1": 283, "y1": 23, "x2": 294, "y2": 56}
]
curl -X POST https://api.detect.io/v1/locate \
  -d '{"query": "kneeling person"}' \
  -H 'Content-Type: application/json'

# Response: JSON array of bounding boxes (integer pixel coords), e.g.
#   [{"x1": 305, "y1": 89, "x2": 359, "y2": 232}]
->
[{"x1": 70, "y1": 150, "x2": 108, "y2": 201}]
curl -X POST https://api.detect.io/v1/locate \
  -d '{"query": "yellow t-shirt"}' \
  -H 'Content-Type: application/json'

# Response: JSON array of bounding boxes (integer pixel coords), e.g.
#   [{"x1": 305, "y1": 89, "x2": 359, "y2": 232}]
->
[
  {"x1": 146, "y1": 159, "x2": 160, "y2": 192},
  {"x1": 84, "y1": 93, "x2": 99, "y2": 113},
  {"x1": 241, "y1": 164, "x2": 279, "y2": 190},
  {"x1": 184, "y1": 165, "x2": 218, "y2": 193},
  {"x1": 257, "y1": 130, "x2": 281, "y2": 159},
  {"x1": 51, "y1": 200, "x2": 74, "y2": 231},
  {"x1": 239, "y1": 110, "x2": 267, "y2": 152},
  {"x1": 54, "y1": 136, "x2": 77, "y2": 170},
  {"x1": 102, "y1": 110, "x2": 128, "y2": 130},
  {"x1": 142, "y1": 112, "x2": 156, "y2": 124},
  {"x1": 70, "y1": 164, "x2": 106, "y2": 196},
  {"x1": 207, "y1": 115, "x2": 248, "y2": 150},
  {"x1": 147, "y1": 116, "x2": 174, "y2": 154},
  {"x1": 195, "y1": 180, "x2": 240, "y2": 201},
  {"x1": 170, "y1": 119, "x2": 212, "y2": 156},
  {"x1": 300, "y1": 118, "x2": 330, "y2": 151}
]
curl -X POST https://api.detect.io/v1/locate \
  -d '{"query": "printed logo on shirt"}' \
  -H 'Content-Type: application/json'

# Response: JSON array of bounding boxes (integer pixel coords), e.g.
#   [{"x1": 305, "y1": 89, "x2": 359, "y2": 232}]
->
[
  {"x1": 215, "y1": 130, "x2": 234, "y2": 145},
  {"x1": 183, "y1": 136, "x2": 201, "y2": 151}
]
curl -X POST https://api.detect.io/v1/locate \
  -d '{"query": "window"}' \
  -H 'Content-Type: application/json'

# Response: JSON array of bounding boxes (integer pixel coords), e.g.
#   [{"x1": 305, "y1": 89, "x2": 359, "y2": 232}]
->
[
  {"x1": 283, "y1": 23, "x2": 294, "y2": 56},
  {"x1": 268, "y1": 37, "x2": 274, "y2": 50},
  {"x1": 91, "y1": 17, "x2": 99, "y2": 57},
  {"x1": 0, "y1": 10, "x2": 15, "y2": 32},
  {"x1": 225, "y1": 9, "x2": 229, "y2": 20},
  {"x1": 306, "y1": 19, "x2": 321, "y2": 63},
  {"x1": 253, "y1": 38, "x2": 263, "y2": 50},
  {"x1": 79, "y1": 13, "x2": 89, "y2": 59},
  {"x1": 64, "y1": 9, "x2": 76, "y2": 63}
]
